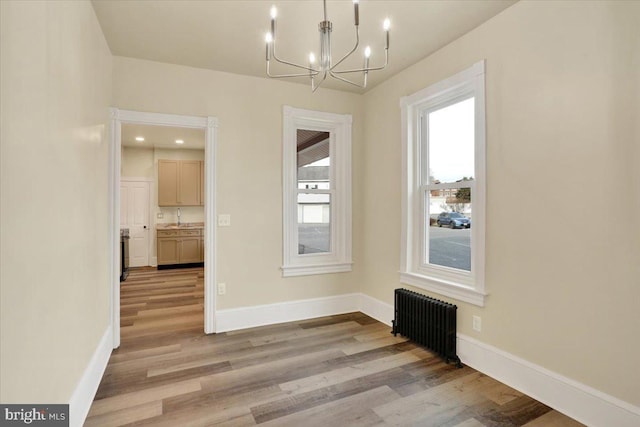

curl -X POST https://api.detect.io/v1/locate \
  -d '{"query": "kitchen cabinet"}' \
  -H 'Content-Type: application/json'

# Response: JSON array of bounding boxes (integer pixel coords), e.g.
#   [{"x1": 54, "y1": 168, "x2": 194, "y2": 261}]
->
[
  {"x1": 157, "y1": 229, "x2": 203, "y2": 265},
  {"x1": 157, "y1": 234, "x2": 179, "y2": 264},
  {"x1": 158, "y1": 160, "x2": 201, "y2": 206},
  {"x1": 180, "y1": 236, "x2": 201, "y2": 263},
  {"x1": 180, "y1": 160, "x2": 200, "y2": 205},
  {"x1": 158, "y1": 160, "x2": 179, "y2": 206},
  {"x1": 200, "y1": 160, "x2": 204, "y2": 206}
]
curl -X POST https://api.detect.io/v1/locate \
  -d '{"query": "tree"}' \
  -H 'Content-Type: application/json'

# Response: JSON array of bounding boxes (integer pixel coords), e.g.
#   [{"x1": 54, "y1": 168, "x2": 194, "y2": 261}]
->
[
  {"x1": 455, "y1": 187, "x2": 471, "y2": 203},
  {"x1": 450, "y1": 177, "x2": 472, "y2": 213}
]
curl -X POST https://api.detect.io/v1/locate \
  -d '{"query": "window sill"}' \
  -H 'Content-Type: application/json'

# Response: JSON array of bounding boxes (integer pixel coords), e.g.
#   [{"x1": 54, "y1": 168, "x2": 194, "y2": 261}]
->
[
  {"x1": 400, "y1": 271, "x2": 486, "y2": 306},
  {"x1": 282, "y1": 262, "x2": 353, "y2": 277}
]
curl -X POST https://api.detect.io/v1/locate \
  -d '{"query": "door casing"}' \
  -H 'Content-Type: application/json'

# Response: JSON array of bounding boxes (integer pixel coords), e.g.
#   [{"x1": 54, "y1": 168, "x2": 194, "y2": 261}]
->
[{"x1": 108, "y1": 109, "x2": 218, "y2": 348}]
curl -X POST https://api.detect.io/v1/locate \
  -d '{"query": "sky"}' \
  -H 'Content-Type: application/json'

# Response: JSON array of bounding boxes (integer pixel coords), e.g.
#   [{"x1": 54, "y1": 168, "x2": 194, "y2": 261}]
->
[{"x1": 428, "y1": 97, "x2": 475, "y2": 183}]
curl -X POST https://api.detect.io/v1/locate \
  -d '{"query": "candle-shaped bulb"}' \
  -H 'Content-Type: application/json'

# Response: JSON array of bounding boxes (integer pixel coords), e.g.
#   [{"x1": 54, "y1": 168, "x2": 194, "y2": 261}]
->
[
  {"x1": 265, "y1": 33, "x2": 273, "y2": 60},
  {"x1": 364, "y1": 45, "x2": 370, "y2": 81},
  {"x1": 383, "y1": 18, "x2": 390, "y2": 49},
  {"x1": 270, "y1": 6, "x2": 277, "y2": 19},
  {"x1": 309, "y1": 53, "x2": 316, "y2": 64}
]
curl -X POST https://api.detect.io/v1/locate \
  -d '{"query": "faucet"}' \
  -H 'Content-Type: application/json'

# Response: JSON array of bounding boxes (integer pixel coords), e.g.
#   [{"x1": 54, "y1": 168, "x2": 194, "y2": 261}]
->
[{"x1": 177, "y1": 208, "x2": 181, "y2": 226}]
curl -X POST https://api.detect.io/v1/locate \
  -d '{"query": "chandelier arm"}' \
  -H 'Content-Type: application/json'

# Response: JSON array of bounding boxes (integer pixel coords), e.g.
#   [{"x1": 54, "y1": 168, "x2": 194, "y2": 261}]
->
[
  {"x1": 331, "y1": 50, "x2": 388, "y2": 74},
  {"x1": 312, "y1": 71, "x2": 328, "y2": 92},
  {"x1": 268, "y1": 61, "x2": 319, "y2": 78},
  {"x1": 329, "y1": 27, "x2": 360, "y2": 72},
  {"x1": 272, "y1": 51, "x2": 318, "y2": 73},
  {"x1": 272, "y1": 53, "x2": 316, "y2": 72},
  {"x1": 328, "y1": 70, "x2": 366, "y2": 88}
]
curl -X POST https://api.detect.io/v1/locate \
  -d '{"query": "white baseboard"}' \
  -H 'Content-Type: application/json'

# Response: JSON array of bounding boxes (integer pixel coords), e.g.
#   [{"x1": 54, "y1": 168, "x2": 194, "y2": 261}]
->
[
  {"x1": 457, "y1": 334, "x2": 640, "y2": 427},
  {"x1": 68, "y1": 326, "x2": 113, "y2": 427},
  {"x1": 359, "y1": 293, "x2": 393, "y2": 326},
  {"x1": 215, "y1": 293, "x2": 361, "y2": 333}
]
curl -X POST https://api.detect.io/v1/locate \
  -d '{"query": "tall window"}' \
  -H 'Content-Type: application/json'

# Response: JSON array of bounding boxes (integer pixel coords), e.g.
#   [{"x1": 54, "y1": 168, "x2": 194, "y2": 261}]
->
[
  {"x1": 282, "y1": 107, "x2": 352, "y2": 277},
  {"x1": 400, "y1": 61, "x2": 486, "y2": 306},
  {"x1": 297, "y1": 129, "x2": 331, "y2": 254}
]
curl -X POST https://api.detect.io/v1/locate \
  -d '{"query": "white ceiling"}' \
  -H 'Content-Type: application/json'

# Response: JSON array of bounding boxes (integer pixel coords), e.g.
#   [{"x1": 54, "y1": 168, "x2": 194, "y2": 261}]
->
[
  {"x1": 122, "y1": 123, "x2": 205, "y2": 149},
  {"x1": 92, "y1": 0, "x2": 516, "y2": 93}
]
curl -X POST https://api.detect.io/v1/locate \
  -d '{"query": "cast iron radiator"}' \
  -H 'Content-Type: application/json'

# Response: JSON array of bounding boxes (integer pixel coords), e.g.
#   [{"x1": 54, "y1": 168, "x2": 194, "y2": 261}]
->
[{"x1": 392, "y1": 288, "x2": 462, "y2": 367}]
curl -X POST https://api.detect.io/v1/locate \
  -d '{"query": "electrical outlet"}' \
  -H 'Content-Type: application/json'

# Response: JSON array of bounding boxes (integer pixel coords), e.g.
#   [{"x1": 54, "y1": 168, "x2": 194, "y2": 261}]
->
[
  {"x1": 473, "y1": 315, "x2": 482, "y2": 332},
  {"x1": 218, "y1": 214, "x2": 231, "y2": 227},
  {"x1": 218, "y1": 283, "x2": 226, "y2": 295},
  {"x1": 157, "y1": 212, "x2": 164, "y2": 219}
]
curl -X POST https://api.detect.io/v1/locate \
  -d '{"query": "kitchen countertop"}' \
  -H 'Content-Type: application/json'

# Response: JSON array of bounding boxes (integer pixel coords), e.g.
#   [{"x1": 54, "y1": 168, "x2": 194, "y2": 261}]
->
[{"x1": 156, "y1": 222, "x2": 204, "y2": 230}]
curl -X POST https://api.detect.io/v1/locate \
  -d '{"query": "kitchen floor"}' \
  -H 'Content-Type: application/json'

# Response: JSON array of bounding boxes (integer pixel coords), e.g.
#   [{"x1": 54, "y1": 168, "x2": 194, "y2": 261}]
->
[
  {"x1": 85, "y1": 267, "x2": 583, "y2": 426},
  {"x1": 119, "y1": 266, "x2": 204, "y2": 346}
]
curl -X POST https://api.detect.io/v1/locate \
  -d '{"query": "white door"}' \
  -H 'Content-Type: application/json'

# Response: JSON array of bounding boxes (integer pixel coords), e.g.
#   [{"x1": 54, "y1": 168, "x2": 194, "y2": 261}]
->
[{"x1": 121, "y1": 180, "x2": 150, "y2": 267}]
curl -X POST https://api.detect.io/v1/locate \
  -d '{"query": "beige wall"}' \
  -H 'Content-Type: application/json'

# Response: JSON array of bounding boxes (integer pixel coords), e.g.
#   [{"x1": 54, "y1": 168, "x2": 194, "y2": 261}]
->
[
  {"x1": 361, "y1": 0, "x2": 640, "y2": 406},
  {"x1": 0, "y1": 0, "x2": 112, "y2": 403},
  {"x1": 121, "y1": 146, "x2": 154, "y2": 178},
  {"x1": 112, "y1": 57, "x2": 365, "y2": 309},
  {"x1": 153, "y1": 148, "x2": 204, "y2": 162}
]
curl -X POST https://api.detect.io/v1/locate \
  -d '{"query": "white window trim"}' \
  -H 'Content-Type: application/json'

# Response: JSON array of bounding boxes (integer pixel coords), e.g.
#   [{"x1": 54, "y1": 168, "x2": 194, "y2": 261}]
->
[
  {"x1": 400, "y1": 61, "x2": 487, "y2": 306},
  {"x1": 282, "y1": 106, "x2": 353, "y2": 277}
]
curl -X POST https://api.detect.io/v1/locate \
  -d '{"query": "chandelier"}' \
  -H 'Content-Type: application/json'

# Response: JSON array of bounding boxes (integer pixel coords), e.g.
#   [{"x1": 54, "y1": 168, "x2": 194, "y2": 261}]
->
[{"x1": 265, "y1": 0, "x2": 390, "y2": 92}]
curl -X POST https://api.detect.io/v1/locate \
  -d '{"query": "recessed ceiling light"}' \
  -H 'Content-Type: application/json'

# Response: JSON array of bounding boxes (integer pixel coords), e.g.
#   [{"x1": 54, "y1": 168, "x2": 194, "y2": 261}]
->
[
  {"x1": 175, "y1": 139, "x2": 184, "y2": 144},
  {"x1": 135, "y1": 136, "x2": 145, "y2": 142}
]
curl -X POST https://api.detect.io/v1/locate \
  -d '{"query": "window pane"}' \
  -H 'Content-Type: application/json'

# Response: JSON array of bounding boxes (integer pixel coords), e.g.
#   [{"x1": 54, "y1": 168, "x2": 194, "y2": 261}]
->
[
  {"x1": 428, "y1": 97, "x2": 474, "y2": 184},
  {"x1": 297, "y1": 129, "x2": 330, "y2": 190},
  {"x1": 298, "y1": 193, "x2": 330, "y2": 254},
  {"x1": 427, "y1": 188, "x2": 472, "y2": 271}
]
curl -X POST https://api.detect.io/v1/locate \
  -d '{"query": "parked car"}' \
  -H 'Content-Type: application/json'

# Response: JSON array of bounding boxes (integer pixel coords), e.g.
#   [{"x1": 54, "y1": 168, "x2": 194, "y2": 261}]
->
[{"x1": 437, "y1": 212, "x2": 471, "y2": 229}]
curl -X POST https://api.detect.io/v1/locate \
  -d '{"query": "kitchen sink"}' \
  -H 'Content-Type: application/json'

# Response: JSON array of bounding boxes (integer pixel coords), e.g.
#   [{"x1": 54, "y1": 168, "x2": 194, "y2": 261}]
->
[{"x1": 158, "y1": 223, "x2": 202, "y2": 229}]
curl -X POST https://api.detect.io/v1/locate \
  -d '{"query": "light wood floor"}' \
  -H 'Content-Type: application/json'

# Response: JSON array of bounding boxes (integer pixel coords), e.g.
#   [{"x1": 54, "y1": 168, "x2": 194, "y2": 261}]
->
[{"x1": 86, "y1": 267, "x2": 584, "y2": 426}]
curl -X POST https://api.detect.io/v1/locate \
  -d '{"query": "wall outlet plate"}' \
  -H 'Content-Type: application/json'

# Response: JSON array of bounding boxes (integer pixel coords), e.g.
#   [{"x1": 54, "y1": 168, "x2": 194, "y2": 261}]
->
[
  {"x1": 218, "y1": 214, "x2": 231, "y2": 227},
  {"x1": 157, "y1": 212, "x2": 163, "y2": 219},
  {"x1": 218, "y1": 283, "x2": 226, "y2": 295},
  {"x1": 473, "y1": 315, "x2": 482, "y2": 332}
]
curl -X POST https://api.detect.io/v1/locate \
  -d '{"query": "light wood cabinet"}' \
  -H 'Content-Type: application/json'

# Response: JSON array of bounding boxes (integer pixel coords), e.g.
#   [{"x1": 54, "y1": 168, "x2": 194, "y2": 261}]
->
[
  {"x1": 157, "y1": 229, "x2": 203, "y2": 265},
  {"x1": 158, "y1": 160, "x2": 201, "y2": 206},
  {"x1": 180, "y1": 160, "x2": 200, "y2": 205},
  {"x1": 158, "y1": 160, "x2": 179, "y2": 206},
  {"x1": 180, "y1": 237, "x2": 201, "y2": 263},
  {"x1": 157, "y1": 236, "x2": 180, "y2": 264},
  {"x1": 199, "y1": 160, "x2": 204, "y2": 206}
]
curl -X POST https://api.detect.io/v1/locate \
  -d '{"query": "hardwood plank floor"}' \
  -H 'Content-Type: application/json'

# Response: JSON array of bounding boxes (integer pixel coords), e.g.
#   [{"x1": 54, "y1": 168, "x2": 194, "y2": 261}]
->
[{"x1": 86, "y1": 267, "x2": 584, "y2": 426}]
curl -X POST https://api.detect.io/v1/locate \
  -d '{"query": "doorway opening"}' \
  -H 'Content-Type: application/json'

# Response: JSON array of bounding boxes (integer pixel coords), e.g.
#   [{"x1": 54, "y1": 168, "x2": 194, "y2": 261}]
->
[{"x1": 109, "y1": 109, "x2": 217, "y2": 348}]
